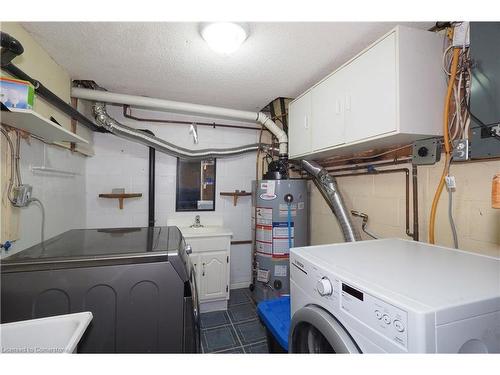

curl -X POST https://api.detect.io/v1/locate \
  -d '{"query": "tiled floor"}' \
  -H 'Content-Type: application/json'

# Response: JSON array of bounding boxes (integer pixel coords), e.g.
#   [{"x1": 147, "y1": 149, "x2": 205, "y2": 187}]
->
[{"x1": 200, "y1": 288, "x2": 269, "y2": 354}]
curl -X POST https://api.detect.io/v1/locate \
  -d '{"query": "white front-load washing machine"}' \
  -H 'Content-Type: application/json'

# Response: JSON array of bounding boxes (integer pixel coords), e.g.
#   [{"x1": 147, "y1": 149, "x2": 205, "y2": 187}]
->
[{"x1": 289, "y1": 239, "x2": 500, "y2": 353}]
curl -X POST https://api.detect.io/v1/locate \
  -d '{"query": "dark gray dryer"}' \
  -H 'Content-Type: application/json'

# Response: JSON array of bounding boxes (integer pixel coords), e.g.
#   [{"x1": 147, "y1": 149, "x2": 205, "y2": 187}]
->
[{"x1": 1, "y1": 226, "x2": 200, "y2": 353}]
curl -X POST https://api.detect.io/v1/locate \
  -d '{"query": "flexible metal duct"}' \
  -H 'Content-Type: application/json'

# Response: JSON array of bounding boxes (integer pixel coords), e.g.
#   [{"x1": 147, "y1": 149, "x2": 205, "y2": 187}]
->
[
  {"x1": 72, "y1": 87, "x2": 288, "y2": 156},
  {"x1": 92, "y1": 101, "x2": 263, "y2": 160},
  {"x1": 301, "y1": 160, "x2": 361, "y2": 242}
]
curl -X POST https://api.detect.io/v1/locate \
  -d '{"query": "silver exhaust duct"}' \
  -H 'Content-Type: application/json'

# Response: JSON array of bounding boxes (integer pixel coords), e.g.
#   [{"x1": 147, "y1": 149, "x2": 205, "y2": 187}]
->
[
  {"x1": 72, "y1": 86, "x2": 288, "y2": 157},
  {"x1": 92, "y1": 101, "x2": 263, "y2": 160},
  {"x1": 301, "y1": 160, "x2": 361, "y2": 242}
]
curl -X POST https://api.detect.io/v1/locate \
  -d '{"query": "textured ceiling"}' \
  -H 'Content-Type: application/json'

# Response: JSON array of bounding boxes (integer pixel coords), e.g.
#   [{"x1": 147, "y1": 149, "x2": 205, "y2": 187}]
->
[{"x1": 21, "y1": 22, "x2": 433, "y2": 111}]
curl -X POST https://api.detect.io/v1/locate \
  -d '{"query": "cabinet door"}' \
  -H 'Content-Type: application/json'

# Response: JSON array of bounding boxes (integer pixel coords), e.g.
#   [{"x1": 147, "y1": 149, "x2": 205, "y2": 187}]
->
[
  {"x1": 199, "y1": 251, "x2": 228, "y2": 301},
  {"x1": 344, "y1": 32, "x2": 398, "y2": 143},
  {"x1": 289, "y1": 91, "x2": 312, "y2": 157},
  {"x1": 311, "y1": 68, "x2": 347, "y2": 151}
]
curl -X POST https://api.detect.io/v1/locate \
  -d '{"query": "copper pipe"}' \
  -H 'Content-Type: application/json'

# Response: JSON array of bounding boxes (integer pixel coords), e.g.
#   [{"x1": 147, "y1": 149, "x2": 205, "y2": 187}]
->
[
  {"x1": 122, "y1": 105, "x2": 264, "y2": 131},
  {"x1": 331, "y1": 168, "x2": 417, "y2": 240},
  {"x1": 320, "y1": 157, "x2": 412, "y2": 171}
]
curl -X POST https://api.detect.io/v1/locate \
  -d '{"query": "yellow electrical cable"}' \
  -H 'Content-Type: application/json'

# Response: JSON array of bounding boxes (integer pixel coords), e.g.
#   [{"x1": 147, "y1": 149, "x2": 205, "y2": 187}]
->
[{"x1": 429, "y1": 47, "x2": 460, "y2": 244}]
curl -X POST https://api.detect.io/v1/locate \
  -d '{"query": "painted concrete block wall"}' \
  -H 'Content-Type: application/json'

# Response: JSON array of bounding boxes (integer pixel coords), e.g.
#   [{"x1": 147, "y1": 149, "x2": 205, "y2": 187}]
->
[
  {"x1": 310, "y1": 159, "x2": 500, "y2": 257},
  {"x1": 1, "y1": 140, "x2": 87, "y2": 257},
  {"x1": 85, "y1": 105, "x2": 258, "y2": 287},
  {"x1": 1, "y1": 23, "x2": 88, "y2": 257}
]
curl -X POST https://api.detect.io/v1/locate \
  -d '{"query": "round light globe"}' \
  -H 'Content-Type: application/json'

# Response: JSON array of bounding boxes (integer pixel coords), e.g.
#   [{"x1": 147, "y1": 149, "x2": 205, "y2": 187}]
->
[{"x1": 200, "y1": 23, "x2": 248, "y2": 55}]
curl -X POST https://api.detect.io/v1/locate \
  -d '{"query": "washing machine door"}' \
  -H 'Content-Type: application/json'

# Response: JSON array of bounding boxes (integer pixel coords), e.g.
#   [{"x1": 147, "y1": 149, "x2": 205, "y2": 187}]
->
[{"x1": 289, "y1": 305, "x2": 360, "y2": 353}]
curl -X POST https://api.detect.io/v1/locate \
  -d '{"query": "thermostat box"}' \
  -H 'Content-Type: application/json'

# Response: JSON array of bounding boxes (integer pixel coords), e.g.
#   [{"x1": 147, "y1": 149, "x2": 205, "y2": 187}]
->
[{"x1": 0, "y1": 77, "x2": 35, "y2": 110}]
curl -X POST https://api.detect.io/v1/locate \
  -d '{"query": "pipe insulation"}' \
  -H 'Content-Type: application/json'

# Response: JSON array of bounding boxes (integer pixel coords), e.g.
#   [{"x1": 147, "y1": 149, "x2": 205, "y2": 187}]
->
[
  {"x1": 72, "y1": 87, "x2": 288, "y2": 156},
  {"x1": 92, "y1": 102, "x2": 261, "y2": 160},
  {"x1": 301, "y1": 160, "x2": 361, "y2": 242}
]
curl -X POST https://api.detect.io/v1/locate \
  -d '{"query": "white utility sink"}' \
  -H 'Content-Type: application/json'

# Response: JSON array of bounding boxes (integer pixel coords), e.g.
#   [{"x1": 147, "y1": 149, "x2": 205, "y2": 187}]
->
[
  {"x1": 179, "y1": 225, "x2": 233, "y2": 238},
  {"x1": 1, "y1": 312, "x2": 93, "y2": 354}
]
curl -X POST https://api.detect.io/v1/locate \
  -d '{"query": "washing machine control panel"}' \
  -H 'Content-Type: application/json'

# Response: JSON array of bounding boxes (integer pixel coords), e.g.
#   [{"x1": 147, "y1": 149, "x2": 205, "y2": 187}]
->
[{"x1": 340, "y1": 282, "x2": 408, "y2": 349}]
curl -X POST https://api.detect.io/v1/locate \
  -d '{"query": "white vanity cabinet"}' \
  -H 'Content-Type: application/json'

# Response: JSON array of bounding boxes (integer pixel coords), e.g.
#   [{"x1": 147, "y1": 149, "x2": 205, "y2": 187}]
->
[
  {"x1": 289, "y1": 26, "x2": 446, "y2": 159},
  {"x1": 181, "y1": 229, "x2": 232, "y2": 313}
]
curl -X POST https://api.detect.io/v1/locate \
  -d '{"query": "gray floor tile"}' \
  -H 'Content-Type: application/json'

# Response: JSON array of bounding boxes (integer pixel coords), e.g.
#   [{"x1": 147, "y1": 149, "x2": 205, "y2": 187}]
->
[
  {"x1": 215, "y1": 346, "x2": 245, "y2": 354},
  {"x1": 228, "y1": 303, "x2": 257, "y2": 323},
  {"x1": 229, "y1": 289, "x2": 252, "y2": 306},
  {"x1": 244, "y1": 341, "x2": 269, "y2": 353},
  {"x1": 200, "y1": 310, "x2": 230, "y2": 329},
  {"x1": 202, "y1": 325, "x2": 240, "y2": 353},
  {"x1": 234, "y1": 319, "x2": 267, "y2": 345}
]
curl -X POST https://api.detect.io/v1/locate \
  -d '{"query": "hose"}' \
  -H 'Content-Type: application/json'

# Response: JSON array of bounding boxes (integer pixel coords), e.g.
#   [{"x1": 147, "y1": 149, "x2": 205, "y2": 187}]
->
[
  {"x1": 429, "y1": 47, "x2": 460, "y2": 244},
  {"x1": 350, "y1": 210, "x2": 378, "y2": 239}
]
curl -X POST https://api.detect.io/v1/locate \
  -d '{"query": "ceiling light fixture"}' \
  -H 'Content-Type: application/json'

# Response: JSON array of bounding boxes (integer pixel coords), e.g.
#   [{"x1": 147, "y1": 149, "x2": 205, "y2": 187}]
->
[{"x1": 200, "y1": 22, "x2": 248, "y2": 55}]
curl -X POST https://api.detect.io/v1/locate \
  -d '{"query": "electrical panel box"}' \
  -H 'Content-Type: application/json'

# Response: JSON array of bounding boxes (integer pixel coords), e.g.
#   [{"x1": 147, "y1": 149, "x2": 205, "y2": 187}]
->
[{"x1": 469, "y1": 22, "x2": 500, "y2": 159}]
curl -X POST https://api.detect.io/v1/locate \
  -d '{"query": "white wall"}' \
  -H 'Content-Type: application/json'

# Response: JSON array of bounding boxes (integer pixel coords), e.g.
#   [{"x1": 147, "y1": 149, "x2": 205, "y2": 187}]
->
[
  {"x1": 85, "y1": 105, "x2": 259, "y2": 287},
  {"x1": 1, "y1": 138, "x2": 87, "y2": 257}
]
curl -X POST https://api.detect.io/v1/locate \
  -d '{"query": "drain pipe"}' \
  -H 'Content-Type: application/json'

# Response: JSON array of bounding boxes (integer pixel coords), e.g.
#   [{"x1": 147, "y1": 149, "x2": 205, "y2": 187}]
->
[
  {"x1": 301, "y1": 160, "x2": 361, "y2": 242},
  {"x1": 71, "y1": 87, "x2": 288, "y2": 158}
]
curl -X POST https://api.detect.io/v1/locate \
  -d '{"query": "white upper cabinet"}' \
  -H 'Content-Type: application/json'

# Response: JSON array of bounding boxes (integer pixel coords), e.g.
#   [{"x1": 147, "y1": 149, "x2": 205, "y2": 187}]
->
[
  {"x1": 311, "y1": 64, "x2": 348, "y2": 151},
  {"x1": 288, "y1": 91, "x2": 312, "y2": 157},
  {"x1": 343, "y1": 32, "x2": 397, "y2": 143},
  {"x1": 288, "y1": 26, "x2": 445, "y2": 159}
]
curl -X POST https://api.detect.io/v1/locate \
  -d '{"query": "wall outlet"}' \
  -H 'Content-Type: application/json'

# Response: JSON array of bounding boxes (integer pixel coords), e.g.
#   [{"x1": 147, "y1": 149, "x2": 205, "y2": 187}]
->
[
  {"x1": 452, "y1": 139, "x2": 469, "y2": 161},
  {"x1": 412, "y1": 138, "x2": 441, "y2": 165}
]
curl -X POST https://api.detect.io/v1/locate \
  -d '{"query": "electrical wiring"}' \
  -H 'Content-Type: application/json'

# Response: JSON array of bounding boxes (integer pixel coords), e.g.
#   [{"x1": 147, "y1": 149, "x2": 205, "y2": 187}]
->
[
  {"x1": 28, "y1": 197, "x2": 45, "y2": 244},
  {"x1": 466, "y1": 100, "x2": 500, "y2": 141},
  {"x1": 2, "y1": 125, "x2": 46, "y2": 246},
  {"x1": 0, "y1": 127, "x2": 16, "y2": 203},
  {"x1": 429, "y1": 46, "x2": 460, "y2": 244},
  {"x1": 447, "y1": 185, "x2": 459, "y2": 249}
]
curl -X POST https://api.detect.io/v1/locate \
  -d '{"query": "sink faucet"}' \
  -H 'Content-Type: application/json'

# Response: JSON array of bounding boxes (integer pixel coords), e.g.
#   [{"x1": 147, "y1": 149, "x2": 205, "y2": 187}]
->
[{"x1": 190, "y1": 215, "x2": 204, "y2": 228}]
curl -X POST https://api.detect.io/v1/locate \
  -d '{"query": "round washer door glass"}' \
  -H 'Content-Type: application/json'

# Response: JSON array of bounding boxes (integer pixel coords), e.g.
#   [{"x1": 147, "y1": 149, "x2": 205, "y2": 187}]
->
[{"x1": 289, "y1": 305, "x2": 360, "y2": 353}]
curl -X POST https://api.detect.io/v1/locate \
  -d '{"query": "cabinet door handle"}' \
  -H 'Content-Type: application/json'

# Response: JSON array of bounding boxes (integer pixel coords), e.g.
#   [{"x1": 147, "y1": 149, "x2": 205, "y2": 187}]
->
[
  {"x1": 336, "y1": 99, "x2": 341, "y2": 115},
  {"x1": 304, "y1": 115, "x2": 309, "y2": 129},
  {"x1": 202, "y1": 263, "x2": 206, "y2": 276}
]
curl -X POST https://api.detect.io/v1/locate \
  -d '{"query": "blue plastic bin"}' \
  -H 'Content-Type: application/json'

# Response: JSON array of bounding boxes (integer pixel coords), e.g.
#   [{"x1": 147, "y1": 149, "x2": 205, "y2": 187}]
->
[{"x1": 257, "y1": 296, "x2": 290, "y2": 353}]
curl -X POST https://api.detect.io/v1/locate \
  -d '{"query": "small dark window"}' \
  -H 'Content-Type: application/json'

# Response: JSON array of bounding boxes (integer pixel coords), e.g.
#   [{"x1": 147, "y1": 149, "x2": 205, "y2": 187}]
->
[{"x1": 176, "y1": 158, "x2": 216, "y2": 211}]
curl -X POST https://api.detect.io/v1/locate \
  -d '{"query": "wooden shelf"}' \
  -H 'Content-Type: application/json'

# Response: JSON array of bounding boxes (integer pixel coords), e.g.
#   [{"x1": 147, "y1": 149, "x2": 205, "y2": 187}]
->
[
  {"x1": 98, "y1": 193, "x2": 142, "y2": 209},
  {"x1": 1, "y1": 107, "x2": 89, "y2": 144},
  {"x1": 220, "y1": 190, "x2": 252, "y2": 206}
]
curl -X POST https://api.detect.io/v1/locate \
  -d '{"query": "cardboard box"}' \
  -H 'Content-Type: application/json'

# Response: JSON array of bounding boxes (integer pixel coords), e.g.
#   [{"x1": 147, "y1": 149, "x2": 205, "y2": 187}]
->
[{"x1": 0, "y1": 77, "x2": 35, "y2": 110}]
